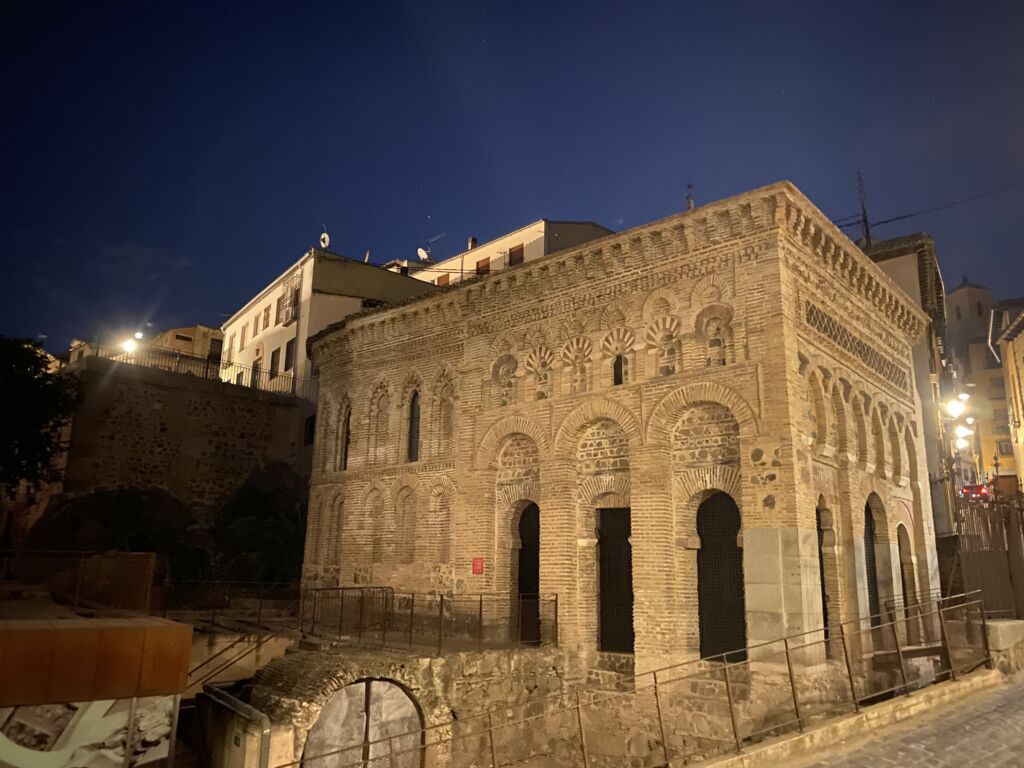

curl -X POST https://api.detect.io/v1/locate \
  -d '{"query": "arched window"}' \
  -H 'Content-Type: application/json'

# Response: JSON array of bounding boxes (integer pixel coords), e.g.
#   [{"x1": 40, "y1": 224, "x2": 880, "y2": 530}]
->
[
  {"x1": 704, "y1": 316, "x2": 729, "y2": 367},
  {"x1": 657, "y1": 330, "x2": 678, "y2": 376},
  {"x1": 337, "y1": 406, "x2": 351, "y2": 471},
  {"x1": 407, "y1": 391, "x2": 420, "y2": 462},
  {"x1": 864, "y1": 504, "x2": 881, "y2": 626},
  {"x1": 612, "y1": 354, "x2": 627, "y2": 386}
]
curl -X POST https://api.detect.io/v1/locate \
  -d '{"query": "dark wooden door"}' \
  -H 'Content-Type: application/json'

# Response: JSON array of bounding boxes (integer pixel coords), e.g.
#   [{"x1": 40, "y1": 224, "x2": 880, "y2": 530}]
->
[
  {"x1": 697, "y1": 493, "x2": 747, "y2": 661},
  {"x1": 598, "y1": 508, "x2": 634, "y2": 653}
]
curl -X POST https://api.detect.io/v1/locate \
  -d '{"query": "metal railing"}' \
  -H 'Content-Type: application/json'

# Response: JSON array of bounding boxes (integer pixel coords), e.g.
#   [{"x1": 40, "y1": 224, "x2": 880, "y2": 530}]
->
[
  {"x1": 301, "y1": 587, "x2": 559, "y2": 654},
  {"x1": 1, "y1": 549, "x2": 156, "y2": 611},
  {"x1": 62, "y1": 343, "x2": 318, "y2": 400},
  {"x1": 289, "y1": 591, "x2": 991, "y2": 768},
  {"x1": 952, "y1": 494, "x2": 1024, "y2": 618}
]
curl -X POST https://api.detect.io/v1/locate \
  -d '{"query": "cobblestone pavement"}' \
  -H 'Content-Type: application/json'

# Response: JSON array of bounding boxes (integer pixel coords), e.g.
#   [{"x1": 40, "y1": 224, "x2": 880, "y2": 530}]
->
[{"x1": 786, "y1": 679, "x2": 1024, "y2": 767}]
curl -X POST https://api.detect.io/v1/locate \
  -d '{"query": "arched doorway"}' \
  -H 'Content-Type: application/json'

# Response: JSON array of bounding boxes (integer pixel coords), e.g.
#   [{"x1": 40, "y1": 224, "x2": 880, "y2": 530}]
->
[
  {"x1": 517, "y1": 502, "x2": 540, "y2": 644},
  {"x1": 303, "y1": 679, "x2": 423, "y2": 768},
  {"x1": 864, "y1": 502, "x2": 882, "y2": 626},
  {"x1": 697, "y1": 492, "x2": 746, "y2": 661}
]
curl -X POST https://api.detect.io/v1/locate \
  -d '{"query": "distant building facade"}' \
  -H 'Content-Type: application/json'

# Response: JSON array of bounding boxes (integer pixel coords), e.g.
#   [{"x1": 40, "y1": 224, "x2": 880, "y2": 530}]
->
[
  {"x1": 386, "y1": 220, "x2": 613, "y2": 287},
  {"x1": 992, "y1": 298, "x2": 1024, "y2": 495},
  {"x1": 946, "y1": 279, "x2": 1015, "y2": 488},
  {"x1": 304, "y1": 181, "x2": 939, "y2": 675},
  {"x1": 866, "y1": 233, "x2": 954, "y2": 533}
]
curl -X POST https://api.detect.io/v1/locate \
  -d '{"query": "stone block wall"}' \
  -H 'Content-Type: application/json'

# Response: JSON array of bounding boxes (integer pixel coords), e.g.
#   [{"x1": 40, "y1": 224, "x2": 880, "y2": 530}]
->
[{"x1": 54, "y1": 356, "x2": 299, "y2": 526}]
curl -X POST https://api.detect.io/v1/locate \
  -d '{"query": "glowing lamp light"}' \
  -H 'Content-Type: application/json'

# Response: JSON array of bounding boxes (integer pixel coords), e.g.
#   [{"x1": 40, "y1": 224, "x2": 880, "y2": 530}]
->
[
  {"x1": 954, "y1": 425, "x2": 974, "y2": 439},
  {"x1": 956, "y1": 438, "x2": 970, "y2": 450},
  {"x1": 958, "y1": 392, "x2": 971, "y2": 401},
  {"x1": 965, "y1": 417, "x2": 975, "y2": 425},
  {"x1": 133, "y1": 331, "x2": 144, "y2": 340},
  {"x1": 120, "y1": 339, "x2": 138, "y2": 354},
  {"x1": 946, "y1": 400, "x2": 966, "y2": 418}
]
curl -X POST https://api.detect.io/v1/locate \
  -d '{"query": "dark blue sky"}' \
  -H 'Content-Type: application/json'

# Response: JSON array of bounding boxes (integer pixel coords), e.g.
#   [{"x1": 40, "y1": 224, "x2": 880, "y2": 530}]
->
[{"x1": 3, "y1": 1, "x2": 1023, "y2": 351}]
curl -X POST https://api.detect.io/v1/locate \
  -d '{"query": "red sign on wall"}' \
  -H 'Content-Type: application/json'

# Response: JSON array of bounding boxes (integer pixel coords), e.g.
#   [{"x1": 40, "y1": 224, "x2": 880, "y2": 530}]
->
[{"x1": 471, "y1": 557, "x2": 485, "y2": 575}]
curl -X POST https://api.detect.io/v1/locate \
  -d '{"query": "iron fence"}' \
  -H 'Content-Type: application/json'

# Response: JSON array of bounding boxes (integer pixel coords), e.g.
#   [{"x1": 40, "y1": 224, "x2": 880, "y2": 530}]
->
[
  {"x1": 288, "y1": 592, "x2": 990, "y2": 768},
  {"x1": 62, "y1": 343, "x2": 318, "y2": 400},
  {"x1": 951, "y1": 493, "x2": 1024, "y2": 618},
  {"x1": 301, "y1": 587, "x2": 559, "y2": 653}
]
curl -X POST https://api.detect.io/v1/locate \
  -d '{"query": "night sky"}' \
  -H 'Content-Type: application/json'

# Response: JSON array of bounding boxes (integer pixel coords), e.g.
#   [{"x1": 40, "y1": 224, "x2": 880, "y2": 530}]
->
[{"x1": 3, "y1": 1, "x2": 1024, "y2": 352}]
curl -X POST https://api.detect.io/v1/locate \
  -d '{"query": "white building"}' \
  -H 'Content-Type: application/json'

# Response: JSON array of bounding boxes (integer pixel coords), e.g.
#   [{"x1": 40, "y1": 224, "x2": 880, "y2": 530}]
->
[
  {"x1": 385, "y1": 219, "x2": 613, "y2": 287},
  {"x1": 220, "y1": 247, "x2": 436, "y2": 464}
]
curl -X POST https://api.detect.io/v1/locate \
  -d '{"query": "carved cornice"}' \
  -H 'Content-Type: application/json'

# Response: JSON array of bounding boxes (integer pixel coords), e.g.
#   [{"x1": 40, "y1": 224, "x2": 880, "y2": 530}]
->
[{"x1": 776, "y1": 186, "x2": 928, "y2": 343}]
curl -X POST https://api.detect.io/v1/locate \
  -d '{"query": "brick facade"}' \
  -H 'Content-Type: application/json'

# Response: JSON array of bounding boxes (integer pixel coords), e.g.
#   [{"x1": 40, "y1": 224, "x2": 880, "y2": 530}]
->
[{"x1": 303, "y1": 181, "x2": 939, "y2": 676}]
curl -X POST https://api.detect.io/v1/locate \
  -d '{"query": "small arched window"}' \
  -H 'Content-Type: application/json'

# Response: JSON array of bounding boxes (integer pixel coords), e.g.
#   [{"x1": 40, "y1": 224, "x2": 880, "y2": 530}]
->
[
  {"x1": 407, "y1": 391, "x2": 421, "y2": 462},
  {"x1": 338, "y1": 407, "x2": 351, "y2": 471},
  {"x1": 613, "y1": 354, "x2": 627, "y2": 386}
]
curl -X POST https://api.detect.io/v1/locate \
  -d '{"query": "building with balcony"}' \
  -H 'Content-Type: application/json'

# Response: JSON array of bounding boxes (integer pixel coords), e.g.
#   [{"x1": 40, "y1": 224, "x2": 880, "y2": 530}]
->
[{"x1": 219, "y1": 247, "x2": 437, "y2": 467}]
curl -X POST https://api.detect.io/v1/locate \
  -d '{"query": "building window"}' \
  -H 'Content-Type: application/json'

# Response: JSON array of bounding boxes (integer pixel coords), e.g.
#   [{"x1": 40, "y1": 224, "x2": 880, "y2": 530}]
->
[
  {"x1": 253, "y1": 316, "x2": 259, "y2": 337},
  {"x1": 476, "y1": 258, "x2": 490, "y2": 276},
  {"x1": 508, "y1": 244, "x2": 524, "y2": 267},
  {"x1": 613, "y1": 354, "x2": 627, "y2": 386},
  {"x1": 977, "y1": 301, "x2": 983, "y2": 318},
  {"x1": 436, "y1": 274, "x2": 449, "y2": 286},
  {"x1": 227, "y1": 334, "x2": 236, "y2": 362},
  {"x1": 240, "y1": 326, "x2": 247, "y2": 349},
  {"x1": 275, "y1": 297, "x2": 283, "y2": 325},
  {"x1": 235, "y1": 371, "x2": 244, "y2": 385},
  {"x1": 956, "y1": 305, "x2": 962, "y2": 320},
  {"x1": 174, "y1": 333, "x2": 193, "y2": 343},
  {"x1": 338, "y1": 407, "x2": 351, "y2": 470},
  {"x1": 998, "y1": 440, "x2": 1013, "y2": 456},
  {"x1": 304, "y1": 415, "x2": 316, "y2": 445},
  {"x1": 284, "y1": 338, "x2": 296, "y2": 372},
  {"x1": 407, "y1": 391, "x2": 421, "y2": 462},
  {"x1": 263, "y1": 305, "x2": 271, "y2": 329},
  {"x1": 269, "y1": 347, "x2": 281, "y2": 379}
]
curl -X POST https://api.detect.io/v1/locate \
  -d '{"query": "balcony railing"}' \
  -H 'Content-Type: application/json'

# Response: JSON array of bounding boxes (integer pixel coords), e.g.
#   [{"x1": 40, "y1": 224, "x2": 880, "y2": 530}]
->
[{"x1": 62, "y1": 344, "x2": 318, "y2": 400}]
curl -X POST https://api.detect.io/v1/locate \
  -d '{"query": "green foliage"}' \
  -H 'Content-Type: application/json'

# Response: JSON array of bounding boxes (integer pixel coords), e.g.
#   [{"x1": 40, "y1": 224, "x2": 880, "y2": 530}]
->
[
  {"x1": 0, "y1": 336, "x2": 81, "y2": 498},
  {"x1": 211, "y1": 462, "x2": 308, "y2": 584},
  {"x1": 25, "y1": 487, "x2": 209, "y2": 579}
]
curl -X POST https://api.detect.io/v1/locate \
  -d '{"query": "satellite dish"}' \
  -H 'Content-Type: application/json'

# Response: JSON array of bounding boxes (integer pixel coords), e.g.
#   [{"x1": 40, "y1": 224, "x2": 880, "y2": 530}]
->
[
  {"x1": 416, "y1": 247, "x2": 431, "y2": 261},
  {"x1": 320, "y1": 232, "x2": 331, "y2": 248}
]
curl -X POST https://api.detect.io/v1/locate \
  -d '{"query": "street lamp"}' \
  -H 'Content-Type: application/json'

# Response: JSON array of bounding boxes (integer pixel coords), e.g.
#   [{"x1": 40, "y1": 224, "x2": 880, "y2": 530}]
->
[
  {"x1": 946, "y1": 399, "x2": 966, "y2": 418},
  {"x1": 120, "y1": 339, "x2": 137, "y2": 354},
  {"x1": 954, "y1": 425, "x2": 974, "y2": 439}
]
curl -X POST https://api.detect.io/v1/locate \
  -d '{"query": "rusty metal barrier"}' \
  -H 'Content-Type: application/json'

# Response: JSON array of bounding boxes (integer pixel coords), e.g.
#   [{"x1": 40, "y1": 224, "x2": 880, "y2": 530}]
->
[
  {"x1": 285, "y1": 591, "x2": 991, "y2": 768},
  {"x1": 300, "y1": 587, "x2": 558, "y2": 653}
]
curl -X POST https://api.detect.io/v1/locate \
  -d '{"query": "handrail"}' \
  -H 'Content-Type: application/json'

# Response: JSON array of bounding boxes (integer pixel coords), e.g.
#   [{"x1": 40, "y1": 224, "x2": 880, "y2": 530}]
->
[{"x1": 282, "y1": 591, "x2": 990, "y2": 768}]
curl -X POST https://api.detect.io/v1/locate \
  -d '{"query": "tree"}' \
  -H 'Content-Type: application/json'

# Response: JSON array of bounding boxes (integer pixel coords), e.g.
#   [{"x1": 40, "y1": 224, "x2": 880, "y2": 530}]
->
[
  {"x1": 211, "y1": 462, "x2": 308, "y2": 583},
  {"x1": 25, "y1": 487, "x2": 209, "y2": 580},
  {"x1": 0, "y1": 336, "x2": 80, "y2": 498}
]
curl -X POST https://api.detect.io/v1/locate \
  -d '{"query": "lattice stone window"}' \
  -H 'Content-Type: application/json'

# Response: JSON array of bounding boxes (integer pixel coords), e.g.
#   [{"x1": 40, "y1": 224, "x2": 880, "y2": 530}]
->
[{"x1": 805, "y1": 303, "x2": 909, "y2": 392}]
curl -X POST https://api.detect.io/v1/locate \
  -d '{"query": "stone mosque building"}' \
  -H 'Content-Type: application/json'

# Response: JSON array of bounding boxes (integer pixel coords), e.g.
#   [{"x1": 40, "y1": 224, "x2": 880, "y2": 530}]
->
[{"x1": 259, "y1": 181, "x2": 940, "y2": 765}]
